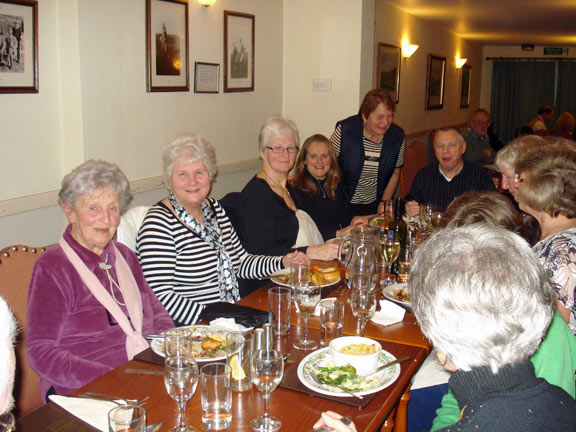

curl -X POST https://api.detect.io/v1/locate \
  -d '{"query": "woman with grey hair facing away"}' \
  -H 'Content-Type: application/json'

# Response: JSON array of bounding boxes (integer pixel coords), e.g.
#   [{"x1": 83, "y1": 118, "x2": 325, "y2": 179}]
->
[
  {"x1": 0, "y1": 296, "x2": 17, "y2": 415},
  {"x1": 237, "y1": 116, "x2": 339, "y2": 261},
  {"x1": 137, "y1": 134, "x2": 308, "y2": 326},
  {"x1": 27, "y1": 160, "x2": 173, "y2": 401},
  {"x1": 411, "y1": 224, "x2": 576, "y2": 431}
]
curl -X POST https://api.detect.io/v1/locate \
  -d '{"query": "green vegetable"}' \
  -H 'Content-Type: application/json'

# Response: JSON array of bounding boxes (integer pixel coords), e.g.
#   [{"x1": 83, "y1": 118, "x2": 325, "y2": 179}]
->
[{"x1": 316, "y1": 364, "x2": 357, "y2": 386}]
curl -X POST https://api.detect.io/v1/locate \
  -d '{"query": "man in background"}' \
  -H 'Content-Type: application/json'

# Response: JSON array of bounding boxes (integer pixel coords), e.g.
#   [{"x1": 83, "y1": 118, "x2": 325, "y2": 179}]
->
[
  {"x1": 0, "y1": 296, "x2": 17, "y2": 414},
  {"x1": 527, "y1": 104, "x2": 555, "y2": 135},
  {"x1": 405, "y1": 127, "x2": 495, "y2": 216},
  {"x1": 461, "y1": 108, "x2": 496, "y2": 165}
]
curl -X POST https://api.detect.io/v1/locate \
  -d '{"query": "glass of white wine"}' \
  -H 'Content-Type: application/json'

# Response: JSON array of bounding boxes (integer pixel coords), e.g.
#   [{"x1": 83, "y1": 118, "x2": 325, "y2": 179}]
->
[
  {"x1": 379, "y1": 229, "x2": 401, "y2": 286},
  {"x1": 251, "y1": 350, "x2": 284, "y2": 432},
  {"x1": 294, "y1": 282, "x2": 321, "y2": 350},
  {"x1": 350, "y1": 290, "x2": 377, "y2": 336},
  {"x1": 397, "y1": 247, "x2": 414, "y2": 283}
]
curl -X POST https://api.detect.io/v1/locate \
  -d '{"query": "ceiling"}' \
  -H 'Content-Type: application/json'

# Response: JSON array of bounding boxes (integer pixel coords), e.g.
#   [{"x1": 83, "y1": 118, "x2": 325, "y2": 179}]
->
[{"x1": 383, "y1": 0, "x2": 576, "y2": 46}]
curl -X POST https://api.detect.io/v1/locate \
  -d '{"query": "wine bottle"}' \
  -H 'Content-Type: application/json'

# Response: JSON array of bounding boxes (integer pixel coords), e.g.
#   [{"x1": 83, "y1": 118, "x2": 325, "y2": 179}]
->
[{"x1": 388, "y1": 198, "x2": 407, "y2": 248}]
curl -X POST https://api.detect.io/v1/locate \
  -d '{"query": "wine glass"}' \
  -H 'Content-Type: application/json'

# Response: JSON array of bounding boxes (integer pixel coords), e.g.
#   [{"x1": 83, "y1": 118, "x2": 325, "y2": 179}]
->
[
  {"x1": 164, "y1": 329, "x2": 198, "y2": 432},
  {"x1": 294, "y1": 282, "x2": 321, "y2": 350},
  {"x1": 348, "y1": 270, "x2": 379, "y2": 292},
  {"x1": 251, "y1": 350, "x2": 284, "y2": 432},
  {"x1": 397, "y1": 247, "x2": 414, "y2": 283},
  {"x1": 350, "y1": 290, "x2": 377, "y2": 336},
  {"x1": 379, "y1": 229, "x2": 401, "y2": 286}
]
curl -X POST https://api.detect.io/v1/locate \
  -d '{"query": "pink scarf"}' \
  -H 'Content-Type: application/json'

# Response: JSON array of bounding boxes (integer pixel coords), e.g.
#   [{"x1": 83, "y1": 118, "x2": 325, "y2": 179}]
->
[{"x1": 59, "y1": 236, "x2": 149, "y2": 359}]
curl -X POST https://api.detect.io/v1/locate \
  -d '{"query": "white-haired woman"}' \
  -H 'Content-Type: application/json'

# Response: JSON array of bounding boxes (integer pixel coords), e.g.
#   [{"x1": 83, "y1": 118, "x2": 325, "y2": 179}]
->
[
  {"x1": 313, "y1": 225, "x2": 576, "y2": 432},
  {"x1": 137, "y1": 134, "x2": 307, "y2": 326},
  {"x1": 27, "y1": 160, "x2": 173, "y2": 401},
  {"x1": 0, "y1": 296, "x2": 17, "y2": 415},
  {"x1": 237, "y1": 116, "x2": 339, "y2": 260}
]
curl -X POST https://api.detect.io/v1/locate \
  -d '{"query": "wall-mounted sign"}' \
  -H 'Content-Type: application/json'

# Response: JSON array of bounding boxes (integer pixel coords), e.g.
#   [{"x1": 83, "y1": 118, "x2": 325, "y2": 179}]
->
[{"x1": 543, "y1": 47, "x2": 568, "y2": 56}]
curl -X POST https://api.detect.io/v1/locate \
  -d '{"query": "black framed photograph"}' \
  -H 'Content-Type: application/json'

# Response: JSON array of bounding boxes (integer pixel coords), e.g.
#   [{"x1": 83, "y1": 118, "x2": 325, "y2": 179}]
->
[
  {"x1": 459, "y1": 64, "x2": 471, "y2": 108},
  {"x1": 425, "y1": 54, "x2": 446, "y2": 110},
  {"x1": 0, "y1": 0, "x2": 38, "y2": 93},
  {"x1": 377, "y1": 43, "x2": 401, "y2": 103},
  {"x1": 146, "y1": 0, "x2": 189, "y2": 92},
  {"x1": 224, "y1": 10, "x2": 254, "y2": 93},
  {"x1": 194, "y1": 62, "x2": 219, "y2": 94}
]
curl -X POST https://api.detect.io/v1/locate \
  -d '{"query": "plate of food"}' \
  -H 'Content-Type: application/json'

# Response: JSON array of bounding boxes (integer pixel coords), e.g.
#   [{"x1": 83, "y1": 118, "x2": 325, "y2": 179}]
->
[
  {"x1": 297, "y1": 346, "x2": 400, "y2": 397},
  {"x1": 150, "y1": 325, "x2": 229, "y2": 361},
  {"x1": 270, "y1": 266, "x2": 341, "y2": 288},
  {"x1": 382, "y1": 283, "x2": 411, "y2": 306}
]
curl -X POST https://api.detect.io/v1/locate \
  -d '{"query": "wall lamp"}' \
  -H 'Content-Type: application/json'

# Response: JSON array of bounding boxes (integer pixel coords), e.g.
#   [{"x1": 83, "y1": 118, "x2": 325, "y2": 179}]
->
[
  {"x1": 455, "y1": 56, "x2": 468, "y2": 68},
  {"x1": 198, "y1": 0, "x2": 216, "y2": 6},
  {"x1": 401, "y1": 42, "x2": 419, "y2": 58}
]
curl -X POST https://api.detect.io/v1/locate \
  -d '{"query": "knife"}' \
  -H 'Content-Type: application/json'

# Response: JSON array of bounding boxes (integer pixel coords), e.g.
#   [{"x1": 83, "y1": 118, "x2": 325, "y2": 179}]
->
[
  {"x1": 147, "y1": 423, "x2": 162, "y2": 432},
  {"x1": 125, "y1": 368, "x2": 164, "y2": 375},
  {"x1": 363, "y1": 355, "x2": 411, "y2": 378}
]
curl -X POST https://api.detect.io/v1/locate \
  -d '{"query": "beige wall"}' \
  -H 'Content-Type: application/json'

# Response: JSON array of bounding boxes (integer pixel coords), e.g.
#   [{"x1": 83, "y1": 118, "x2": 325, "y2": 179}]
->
[{"x1": 374, "y1": 1, "x2": 483, "y2": 133}]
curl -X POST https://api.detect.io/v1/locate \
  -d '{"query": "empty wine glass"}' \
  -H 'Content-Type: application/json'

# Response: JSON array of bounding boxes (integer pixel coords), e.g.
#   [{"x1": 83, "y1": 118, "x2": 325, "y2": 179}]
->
[
  {"x1": 294, "y1": 282, "x2": 321, "y2": 350},
  {"x1": 164, "y1": 355, "x2": 199, "y2": 432},
  {"x1": 350, "y1": 290, "x2": 377, "y2": 336},
  {"x1": 251, "y1": 350, "x2": 284, "y2": 432},
  {"x1": 379, "y1": 229, "x2": 401, "y2": 286}
]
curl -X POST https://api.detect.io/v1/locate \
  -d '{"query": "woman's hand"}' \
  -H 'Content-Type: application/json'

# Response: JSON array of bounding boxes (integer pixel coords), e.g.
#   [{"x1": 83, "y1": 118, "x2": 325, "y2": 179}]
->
[
  {"x1": 350, "y1": 215, "x2": 369, "y2": 226},
  {"x1": 405, "y1": 200, "x2": 420, "y2": 217},
  {"x1": 313, "y1": 411, "x2": 357, "y2": 432},
  {"x1": 306, "y1": 243, "x2": 339, "y2": 261},
  {"x1": 282, "y1": 251, "x2": 310, "y2": 268}
]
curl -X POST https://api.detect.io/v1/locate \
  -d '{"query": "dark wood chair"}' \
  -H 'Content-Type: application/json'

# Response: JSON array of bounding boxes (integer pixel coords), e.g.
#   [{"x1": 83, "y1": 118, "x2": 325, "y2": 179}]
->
[
  {"x1": 380, "y1": 385, "x2": 411, "y2": 432},
  {"x1": 400, "y1": 140, "x2": 429, "y2": 198},
  {"x1": 0, "y1": 245, "x2": 50, "y2": 416}
]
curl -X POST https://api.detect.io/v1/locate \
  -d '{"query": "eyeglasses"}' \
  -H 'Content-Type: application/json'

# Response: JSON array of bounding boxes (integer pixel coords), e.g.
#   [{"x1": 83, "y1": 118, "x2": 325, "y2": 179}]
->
[
  {"x1": 514, "y1": 173, "x2": 524, "y2": 185},
  {"x1": 265, "y1": 146, "x2": 299, "y2": 154},
  {"x1": 472, "y1": 120, "x2": 491, "y2": 127}
]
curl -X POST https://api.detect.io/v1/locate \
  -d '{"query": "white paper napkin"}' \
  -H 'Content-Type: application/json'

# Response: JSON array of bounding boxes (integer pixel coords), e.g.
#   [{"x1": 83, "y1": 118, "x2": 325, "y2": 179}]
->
[
  {"x1": 49, "y1": 395, "x2": 118, "y2": 432},
  {"x1": 209, "y1": 317, "x2": 253, "y2": 332},
  {"x1": 411, "y1": 349, "x2": 452, "y2": 390},
  {"x1": 371, "y1": 299, "x2": 406, "y2": 326}
]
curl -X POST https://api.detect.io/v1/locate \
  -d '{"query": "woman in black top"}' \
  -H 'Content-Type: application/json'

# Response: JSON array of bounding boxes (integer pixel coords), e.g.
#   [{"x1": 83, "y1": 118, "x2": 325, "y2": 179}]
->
[{"x1": 292, "y1": 134, "x2": 364, "y2": 241}]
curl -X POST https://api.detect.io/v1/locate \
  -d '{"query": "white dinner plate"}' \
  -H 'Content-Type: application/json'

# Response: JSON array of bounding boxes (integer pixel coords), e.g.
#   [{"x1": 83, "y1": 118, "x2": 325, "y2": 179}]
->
[
  {"x1": 270, "y1": 269, "x2": 341, "y2": 289},
  {"x1": 382, "y1": 283, "x2": 411, "y2": 307},
  {"x1": 150, "y1": 325, "x2": 230, "y2": 362},
  {"x1": 297, "y1": 347, "x2": 400, "y2": 397}
]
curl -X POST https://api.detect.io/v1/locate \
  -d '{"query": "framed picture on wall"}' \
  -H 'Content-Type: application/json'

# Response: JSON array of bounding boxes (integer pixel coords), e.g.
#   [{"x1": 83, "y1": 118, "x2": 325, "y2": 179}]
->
[
  {"x1": 377, "y1": 43, "x2": 401, "y2": 103},
  {"x1": 459, "y1": 65, "x2": 471, "y2": 108},
  {"x1": 0, "y1": 0, "x2": 38, "y2": 93},
  {"x1": 224, "y1": 10, "x2": 254, "y2": 92},
  {"x1": 194, "y1": 62, "x2": 219, "y2": 93},
  {"x1": 425, "y1": 54, "x2": 446, "y2": 110},
  {"x1": 146, "y1": 0, "x2": 189, "y2": 92}
]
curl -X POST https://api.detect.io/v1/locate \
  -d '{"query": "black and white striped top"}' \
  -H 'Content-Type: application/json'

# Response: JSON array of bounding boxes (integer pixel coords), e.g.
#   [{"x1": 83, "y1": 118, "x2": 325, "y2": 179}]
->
[
  {"x1": 331, "y1": 124, "x2": 405, "y2": 204},
  {"x1": 136, "y1": 198, "x2": 283, "y2": 325}
]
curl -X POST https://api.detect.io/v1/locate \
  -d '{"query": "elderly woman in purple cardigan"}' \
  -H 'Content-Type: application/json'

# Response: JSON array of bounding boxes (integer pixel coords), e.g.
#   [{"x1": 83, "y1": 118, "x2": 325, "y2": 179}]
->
[{"x1": 26, "y1": 160, "x2": 173, "y2": 401}]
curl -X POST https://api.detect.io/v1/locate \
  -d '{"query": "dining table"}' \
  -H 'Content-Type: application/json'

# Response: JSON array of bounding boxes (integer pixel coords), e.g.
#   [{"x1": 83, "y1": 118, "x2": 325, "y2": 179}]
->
[{"x1": 16, "y1": 260, "x2": 431, "y2": 432}]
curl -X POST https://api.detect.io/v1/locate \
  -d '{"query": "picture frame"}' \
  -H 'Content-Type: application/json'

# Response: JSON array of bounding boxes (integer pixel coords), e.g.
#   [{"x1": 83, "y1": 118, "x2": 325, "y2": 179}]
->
[
  {"x1": 459, "y1": 64, "x2": 471, "y2": 108},
  {"x1": 0, "y1": 0, "x2": 38, "y2": 94},
  {"x1": 146, "y1": 0, "x2": 189, "y2": 92},
  {"x1": 425, "y1": 54, "x2": 446, "y2": 110},
  {"x1": 376, "y1": 43, "x2": 401, "y2": 103},
  {"x1": 224, "y1": 10, "x2": 254, "y2": 93},
  {"x1": 194, "y1": 62, "x2": 219, "y2": 94}
]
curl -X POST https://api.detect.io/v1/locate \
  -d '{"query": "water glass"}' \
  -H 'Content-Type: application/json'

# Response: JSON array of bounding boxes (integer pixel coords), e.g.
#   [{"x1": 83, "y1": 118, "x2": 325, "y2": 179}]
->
[
  {"x1": 251, "y1": 350, "x2": 284, "y2": 432},
  {"x1": 226, "y1": 331, "x2": 253, "y2": 391},
  {"x1": 289, "y1": 263, "x2": 310, "y2": 297},
  {"x1": 164, "y1": 327, "x2": 191, "y2": 357},
  {"x1": 201, "y1": 363, "x2": 232, "y2": 431},
  {"x1": 268, "y1": 286, "x2": 291, "y2": 335},
  {"x1": 319, "y1": 299, "x2": 344, "y2": 346},
  {"x1": 108, "y1": 405, "x2": 146, "y2": 432},
  {"x1": 350, "y1": 290, "x2": 377, "y2": 337},
  {"x1": 0, "y1": 413, "x2": 15, "y2": 432}
]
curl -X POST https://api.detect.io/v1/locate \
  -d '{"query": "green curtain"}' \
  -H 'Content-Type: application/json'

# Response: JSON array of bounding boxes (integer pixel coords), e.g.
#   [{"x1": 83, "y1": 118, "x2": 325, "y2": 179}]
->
[
  {"x1": 490, "y1": 61, "x2": 556, "y2": 144},
  {"x1": 555, "y1": 62, "x2": 576, "y2": 120}
]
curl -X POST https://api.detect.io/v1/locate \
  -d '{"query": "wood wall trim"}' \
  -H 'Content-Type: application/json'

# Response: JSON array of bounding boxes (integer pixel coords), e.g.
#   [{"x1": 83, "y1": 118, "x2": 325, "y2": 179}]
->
[{"x1": 0, "y1": 157, "x2": 261, "y2": 218}]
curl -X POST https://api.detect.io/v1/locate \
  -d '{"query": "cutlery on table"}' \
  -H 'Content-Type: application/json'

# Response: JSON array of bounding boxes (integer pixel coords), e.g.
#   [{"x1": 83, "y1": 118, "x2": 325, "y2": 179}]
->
[
  {"x1": 145, "y1": 333, "x2": 165, "y2": 340},
  {"x1": 305, "y1": 415, "x2": 352, "y2": 432},
  {"x1": 146, "y1": 422, "x2": 163, "y2": 432},
  {"x1": 363, "y1": 355, "x2": 411, "y2": 378},
  {"x1": 124, "y1": 368, "x2": 164, "y2": 376},
  {"x1": 78, "y1": 392, "x2": 150, "y2": 406},
  {"x1": 308, "y1": 370, "x2": 364, "y2": 399}
]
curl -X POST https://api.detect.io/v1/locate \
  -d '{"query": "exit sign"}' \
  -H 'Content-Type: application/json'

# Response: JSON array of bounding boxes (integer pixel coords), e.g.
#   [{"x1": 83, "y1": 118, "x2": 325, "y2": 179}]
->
[{"x1": 544, "y1": 47, "x2": 568, "y2": 55}]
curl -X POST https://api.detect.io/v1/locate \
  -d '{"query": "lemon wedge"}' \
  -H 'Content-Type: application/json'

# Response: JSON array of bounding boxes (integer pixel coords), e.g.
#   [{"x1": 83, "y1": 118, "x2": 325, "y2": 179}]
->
[{"x1": 229, "y1": 354, "x2": 246, "y2": 380}]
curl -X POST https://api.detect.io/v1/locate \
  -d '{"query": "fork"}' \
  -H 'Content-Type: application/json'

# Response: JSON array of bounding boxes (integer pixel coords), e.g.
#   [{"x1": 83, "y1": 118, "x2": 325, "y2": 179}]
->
[
  {"x1": 308, "y1": 371, "x2": 364, "y2": 399},
  {"x1": 78, "y1": 392, "x2": 150, "y2": 406}
]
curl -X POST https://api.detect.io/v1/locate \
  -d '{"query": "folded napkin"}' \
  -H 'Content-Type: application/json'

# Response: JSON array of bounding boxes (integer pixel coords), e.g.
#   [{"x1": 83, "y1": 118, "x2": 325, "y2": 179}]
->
[
  {"x1": 411, "y1": 349, "x2": 452, "y2": 390},
  {"x1": 371, "y1": 299, "x2": 405, "y2": 326},
  {"x1": 209, "y1": 317, "x2": 252, "y2": 332},
  {"x1": 49, "y1": 395, "x2": 119, "y2": 432}
]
